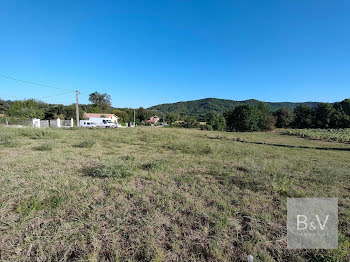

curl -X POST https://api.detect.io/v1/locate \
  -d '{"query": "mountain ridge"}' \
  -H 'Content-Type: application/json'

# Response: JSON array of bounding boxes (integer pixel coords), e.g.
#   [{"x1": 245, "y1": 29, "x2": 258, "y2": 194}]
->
[{"x1": 148, "y1": 98, "x2": 320, "y2": 119}]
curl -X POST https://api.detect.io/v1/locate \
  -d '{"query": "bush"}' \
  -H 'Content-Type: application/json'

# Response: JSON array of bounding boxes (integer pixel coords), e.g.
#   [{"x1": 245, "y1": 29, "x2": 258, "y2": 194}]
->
[{"x1": 201, "y1": 125, "x2": 213, "y2": 131}]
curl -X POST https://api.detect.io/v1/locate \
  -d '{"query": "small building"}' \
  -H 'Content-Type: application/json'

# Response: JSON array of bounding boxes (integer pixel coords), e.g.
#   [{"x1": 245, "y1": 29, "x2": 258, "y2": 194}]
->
[
  {"x1": 142, "y1": 115, "x2": 160, "y2": 125},
  {"x1": 83, "y1": 113, "x2": 119, "y2": 124}
]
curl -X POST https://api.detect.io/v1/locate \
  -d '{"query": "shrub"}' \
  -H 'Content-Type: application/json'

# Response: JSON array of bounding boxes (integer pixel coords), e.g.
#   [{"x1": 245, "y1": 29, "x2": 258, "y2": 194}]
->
[{"x1": 201, "y1": 125, "x2": 213, "y2": 131}]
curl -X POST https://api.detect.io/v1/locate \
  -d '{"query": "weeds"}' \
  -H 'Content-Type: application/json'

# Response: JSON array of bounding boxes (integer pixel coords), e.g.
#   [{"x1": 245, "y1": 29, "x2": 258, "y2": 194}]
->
[
  {"x1": 19, "y1": 128, "x2": 60, "y2": 139},
  {"x1": 0, "y1": 134, "x2": 17, "y2": 147},
  {"x1": 166, "y1": 140, "x2": 214, "y2": 154},
  {"x1": 33, "y1": 143, "x2": 54, "y2": 151},
  {"x1": 74, "y1": 139, "x2": 96, "y2": 148},
  {"x1": 141, "y1": 159, "x2": 169, "y2": 171},
  {"x1": 282, "y1": 128, "x2": 350, "y2": 143},
  {"x1": 1, "y1": 127, "x2": 349, "y2": 261},
  {"x1": 82, "y1": 162, "x2": 137, "y2": 178},
  {"x1": 16, "y1": 193, "x2": 66, "y2": 217}
]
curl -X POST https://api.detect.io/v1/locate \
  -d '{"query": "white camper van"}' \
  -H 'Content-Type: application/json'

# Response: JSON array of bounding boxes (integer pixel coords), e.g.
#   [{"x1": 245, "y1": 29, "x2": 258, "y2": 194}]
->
[
  {"x1": 88, "y1": 117, "x2": 116, "y2": 128},
  {"x1": 79, "y1": 120, "x2": 97, "y2": 128}
]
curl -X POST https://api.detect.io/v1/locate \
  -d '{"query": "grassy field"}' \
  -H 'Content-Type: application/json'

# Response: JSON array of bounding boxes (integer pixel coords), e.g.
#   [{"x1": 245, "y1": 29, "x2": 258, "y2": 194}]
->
[
  {"x1": 0, "y1": 127, "x2": 349, "y2": 262},
  {"x1": 281, "y1": 129, "x2": 350, "y2": 143}
]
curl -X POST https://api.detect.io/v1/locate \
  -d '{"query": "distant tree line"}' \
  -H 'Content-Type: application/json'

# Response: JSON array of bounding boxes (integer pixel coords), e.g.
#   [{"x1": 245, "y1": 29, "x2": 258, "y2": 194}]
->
[
  {"x1": 0, "y1": 92, "x2": 159, "y2": 125},
  {"x1": 274, "y1": 99, "x2": 350, "y2": 129},
  {"x1": 166, "y1": 99, "x2": 350, "y2": 132},
  {"x1": 1, "y1": 93, "x2": 349, "y2": 131}
]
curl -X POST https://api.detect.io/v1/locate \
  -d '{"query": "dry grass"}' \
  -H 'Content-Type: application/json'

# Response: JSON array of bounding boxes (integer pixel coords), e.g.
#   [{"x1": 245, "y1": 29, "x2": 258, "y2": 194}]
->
[{"x1": 0, "y1": 127, "x2": 349, "y2": 261}]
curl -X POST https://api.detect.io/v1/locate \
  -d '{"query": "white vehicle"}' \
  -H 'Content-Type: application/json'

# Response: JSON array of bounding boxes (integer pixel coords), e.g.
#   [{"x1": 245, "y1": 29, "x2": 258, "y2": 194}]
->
[
  {"x1": 79, "y1": 120, "x2": 97, "y2": 128},
  {"x1": 88, "y1": 117, "x2": 116, "y2": 128}
]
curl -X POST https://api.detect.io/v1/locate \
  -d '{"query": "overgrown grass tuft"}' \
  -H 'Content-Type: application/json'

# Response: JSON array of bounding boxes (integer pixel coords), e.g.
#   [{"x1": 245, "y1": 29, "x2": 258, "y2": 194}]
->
[
  {"x1": 16, "y1": 193, "x2": 66, "y2": 217},
  {"x1": 74, "y1": 139, "x2": 96, "y2": 148},
  {"x1": 19, "y1": 128, "x2": 61, "y2": 139},
  {"x1": 82, "y1": 162, "x2": 137, "y2": 178},
  {"x1": 0, "y1": 134, "x2": 17, "y2": 147},
  {"x1": 33, "y1": 143, "x2": 54, "y2": 151},
  {"x1": 165, "y1": 140, "x2": 214, "y2": 154},
  {"x1": 120, "y1": 155, "x2": 135, "y2": 161},
  {"x1": 141, "y1": 159, "x2": 169, "y2": 171}
]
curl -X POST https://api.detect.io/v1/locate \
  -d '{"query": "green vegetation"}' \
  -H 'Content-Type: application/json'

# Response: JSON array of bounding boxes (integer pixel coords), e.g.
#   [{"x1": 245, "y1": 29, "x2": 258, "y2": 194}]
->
[
  {"x1": 74, "y1": 139, "x2": 96, "y2": 148},
  {"x1": 2, "y1": 96, "x2": 349, "y2": 131},
  {"x1": 282, "y1": 128, "x2": 350, "y2": 143},
  {"x1": 33, "y1": 143, "x2": 54, "y2": 151},
  {"x1": 149, "y1": 98, "x2": 319, "y2": 119},
  {"x1": 224, "y1": 103, "x2": 273, "y2": 132},
  {"x1": 292, "y1": 100, "x2": 350, "y2": 129},
  {"x1": 273, "y1": 107, "x2": 294, "y2": 128},
  {"x1": 0, "y1": 127, "x2": 349, "y2": 261}
]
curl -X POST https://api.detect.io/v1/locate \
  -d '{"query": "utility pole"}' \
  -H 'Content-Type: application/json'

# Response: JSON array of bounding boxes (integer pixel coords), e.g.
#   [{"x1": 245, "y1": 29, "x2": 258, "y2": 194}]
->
[
  {"x1": 133, "y1": 110, "x2": 136, "y2": 126},
  {"x1": 76, "y1": 90, "x2": 79, "y2": 127}
]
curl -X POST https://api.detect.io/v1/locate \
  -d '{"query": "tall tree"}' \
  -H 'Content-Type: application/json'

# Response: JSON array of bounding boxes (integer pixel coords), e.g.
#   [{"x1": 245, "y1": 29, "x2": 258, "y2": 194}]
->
[
  {"x1": 88, "y1": 92, "x2": 112, "y2": 111},
  {"x1": 112, "y1": 109, "x2": 130, "y2": 123},
  {"x1": 136, "y1": 107, "x2": 147, "y2": 121},
  {"x1": 0, "y1": 98, "x2": 11, "y2": 113},
  {"x1": 6, "y1": 99, "x2": 45, "y2": 119},
  {"x1": 205, "y1": 112, "x2": 226, "y2": 131},
  {"x1": 315, "y1": 103, "x2": 334, "y2": 128},
  {"x1": 257, "y1": 102, "x2": 272, "y2": 131},
  {"x1": 274, "y1": 107, "x2": 293, "y2": 128},
  {"x1": 292, "y1": 105, "x2": 316, "y2": 128},
  {"x1": 225, "y1": 105, "x2": 259, "y2": 131},
  {"x1": 330, "y1": 105, "x2": 350, "y2": 128},
  {"x1": 167, "y1": 112, "x2": 180, "y2": 125},
  {"x1": 340, "y1": 99, "x2": 350, "y2": 116}
]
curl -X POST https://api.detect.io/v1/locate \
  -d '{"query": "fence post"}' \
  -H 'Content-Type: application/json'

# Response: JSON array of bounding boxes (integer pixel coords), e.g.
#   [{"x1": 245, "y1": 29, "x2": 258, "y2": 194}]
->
[
  {"x1": 57, "y1": 118, "x2": 61, "y2": 128},
  {"x1": 70, "y1": 118, "x2": 74, "y2": 127},
  {"x1": 32, "y1": 118, "x2": 40, "y2": 128},
  {"x1": 5, "y1": 117, "x2": 8, "y2": 126}
]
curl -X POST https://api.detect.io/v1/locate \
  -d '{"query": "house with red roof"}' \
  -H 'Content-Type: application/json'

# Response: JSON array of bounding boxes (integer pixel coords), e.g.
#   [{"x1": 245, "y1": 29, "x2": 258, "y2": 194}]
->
[
  {"x1": 142, "y1": 115, "x2": 160, "y2": 125},
  {"x1": 83, "y1": 113, "x2": 119, "y2": 124}
]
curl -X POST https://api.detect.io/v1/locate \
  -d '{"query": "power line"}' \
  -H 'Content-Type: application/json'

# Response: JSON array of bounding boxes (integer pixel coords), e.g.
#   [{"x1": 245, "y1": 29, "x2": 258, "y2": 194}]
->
[
  {"x1": 38, "y1": 91, "x2": 76, "y2": 100},
  {"x1": 0, "y1": 74, "x2": 74, "y2": 92},
  {"x1": 0, "y1": 91, "x2": 76, "y2": 101}
]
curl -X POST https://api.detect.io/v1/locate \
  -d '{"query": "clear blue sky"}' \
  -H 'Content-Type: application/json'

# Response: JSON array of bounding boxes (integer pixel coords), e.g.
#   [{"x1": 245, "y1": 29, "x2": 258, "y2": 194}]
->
[{"x1": 0, "y1": 0, "x2": 349, "y2": 108}]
